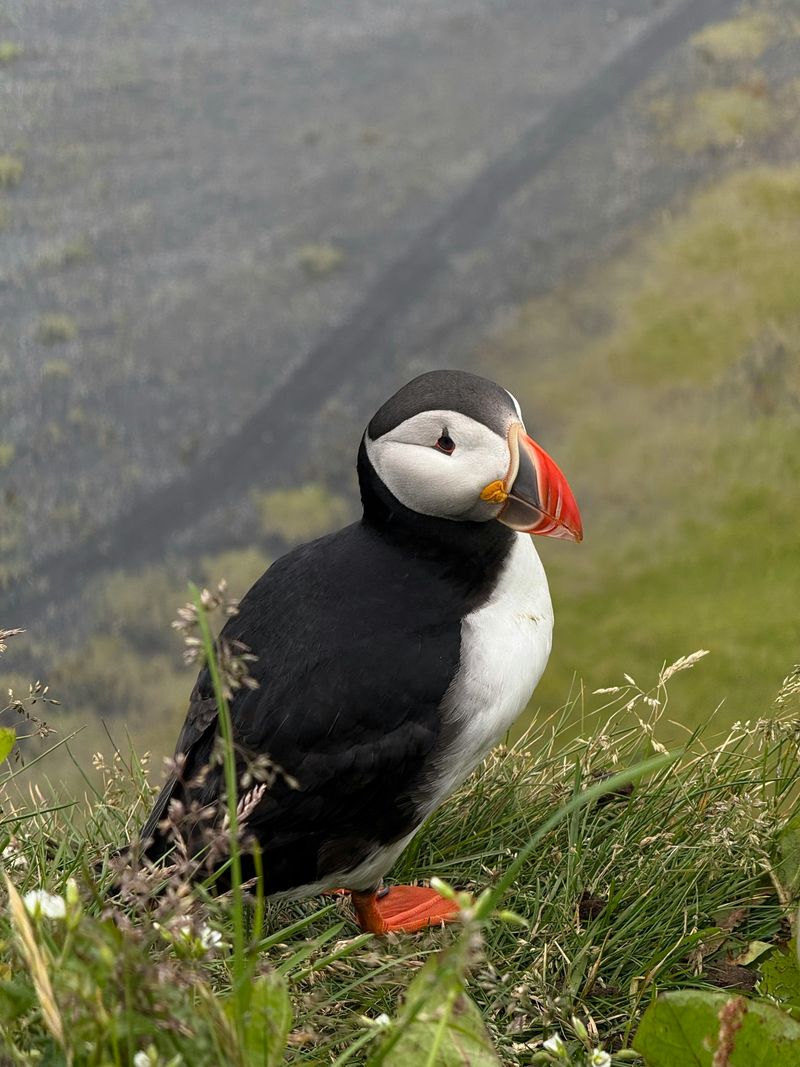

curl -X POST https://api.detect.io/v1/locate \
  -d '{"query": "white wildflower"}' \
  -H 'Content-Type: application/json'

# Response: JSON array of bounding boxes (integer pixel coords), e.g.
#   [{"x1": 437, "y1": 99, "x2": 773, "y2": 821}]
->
[
  {"x1": 543, "y1": 1033, "x2": 565, "y2": 1054},
  {"x1": 198, "y1": 924, "x2": 223, "y2": 951},
  {"x1": 133, "y1": 1054, "x2": 152, "y2": 1067},
  {"x1": 357, "y1": 1011, "x2": 392, "y2": 1029},
  {"x1": 2, "y1": 840, "x2": 26, "y2": 871},
  {"x1": 23, "y1": 889, "x2": 66, "y2": 920},
  {"x1": 590, "y1": 1051, "x2": 611, "y2": 1067}
]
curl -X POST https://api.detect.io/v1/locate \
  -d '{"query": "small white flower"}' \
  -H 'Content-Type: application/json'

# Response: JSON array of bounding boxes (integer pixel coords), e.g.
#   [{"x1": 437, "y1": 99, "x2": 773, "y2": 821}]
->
[
  {"x1": 198, "y1": 924, "x2": 223, "y2": 951},
  {"x1": 590, "y1": 1051, "x2": 611, "y2": 1067},
  {"x1": 2, "y1": 841, "x2": 26, "y2": 870},
  {"x1": 23, "y1": 889, "x2": 66, "y2": 920},
  {"x1": 374, "y1": 1013, "x2": 390, "y2": 1028},
  {"x1": 133, "y1": 1053, "x2": 152, "y2": 1067},
  {"x1": 543, "y1": 1034, "x2": 565, "y2": 1053}
]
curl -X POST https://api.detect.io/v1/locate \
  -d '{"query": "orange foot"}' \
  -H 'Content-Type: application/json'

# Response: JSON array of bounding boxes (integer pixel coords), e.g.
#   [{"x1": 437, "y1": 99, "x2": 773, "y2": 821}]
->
[{"x1": 350, "y1": 885, "x2": 460, "y2": 934}]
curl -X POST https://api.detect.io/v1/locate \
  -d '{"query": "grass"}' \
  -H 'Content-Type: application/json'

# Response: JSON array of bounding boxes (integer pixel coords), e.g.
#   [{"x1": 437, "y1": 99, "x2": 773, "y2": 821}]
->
[
  {"x1": 2, "y1": 618, "x2": 800, "y2": 1065},
  {"x1": 296, "y1": 243, "x2": 344, "y2": 278},
  {"x1": 0, "y1": 442, "x2": 15, "y2": 470},
  {"x1": 0, "y1": 42, "x2": 24, "y2": 65},
  {"x1": 485, "y1": 164, "x2": 800, "y2": 734},
  {"x1": 256, "y1": 483, "x2": 354, "y2": 544},
  {"x1": 666, "y1": 86, "x2": 776, "y2": 152},
  {"x1": 690, "y1": 15, "x2": 772, "y2": 63},
  {"x1": 36, "y1": 237, "x2": 94, "y2": 272},
  {"x1": 42, "y1": 359, "x2": 74, "y2": 381},
  {"x1": 35, "y1": 314, "x2": 79, "y2": 346},
  {"x1": 0, "y1": 156, "x2": 24, "y2": 189}
]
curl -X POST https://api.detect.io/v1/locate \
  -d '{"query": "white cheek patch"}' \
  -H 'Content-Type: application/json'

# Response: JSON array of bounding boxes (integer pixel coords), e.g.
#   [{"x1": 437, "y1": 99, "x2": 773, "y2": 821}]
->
[{"x1": 366, "y1": 410, "x2": 510, "y2": 521}]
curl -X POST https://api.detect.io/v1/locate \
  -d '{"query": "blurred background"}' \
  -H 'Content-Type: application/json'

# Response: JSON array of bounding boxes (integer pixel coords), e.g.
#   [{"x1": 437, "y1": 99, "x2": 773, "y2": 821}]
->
[{"x1": 1, "y1": 0, "x2": 798, "y2": 787}]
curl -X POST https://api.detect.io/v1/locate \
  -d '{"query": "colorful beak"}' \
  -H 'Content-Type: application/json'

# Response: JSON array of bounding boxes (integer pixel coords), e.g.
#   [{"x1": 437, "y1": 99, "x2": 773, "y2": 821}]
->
[{"x1": 497, "y1": 424, "x2": 583, "y2": 542}]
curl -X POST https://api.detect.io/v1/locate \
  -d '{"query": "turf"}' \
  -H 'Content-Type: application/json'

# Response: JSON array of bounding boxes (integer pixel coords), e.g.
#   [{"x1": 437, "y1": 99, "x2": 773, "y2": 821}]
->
[{"x1": 1, "y1": 656, "x2": 798, "y2": 1065}]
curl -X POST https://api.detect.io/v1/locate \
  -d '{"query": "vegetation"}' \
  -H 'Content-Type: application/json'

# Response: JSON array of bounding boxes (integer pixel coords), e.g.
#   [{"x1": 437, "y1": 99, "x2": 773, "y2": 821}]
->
[
  {"x1": 36, "y1": 237, "x2": 94, "y2": 272},
  {"x1": 665, "y1": 87, "x2": 776, "y2": 152},
  {"x1": 0, "y1": 42, "x2": 24, "y2": 65},
  {"x1": 0, "y1": 155, "x2": 24, "y2": 189},
  {"x1": 2, "y1": 3, "x2": 799, "y2": 1059},
  {"x1": 0, "y1": 441, "x2": 15, "y2": 470},
  {"x1": 2, "y1": 612, "x2": 800, "y2": 1064},
  {"x1": 256, "y1": 483, "x2": 354, "y2": 544},
  {"x1": 35, "y1": 314, "x2": 79, "y2": 346},
  {"x1": 42, "y1": 359, "x2": 74, "y2": 381},
  {"x1": 488, "y1": 163, "x2": 800, "y2": 734},
  {"x1": 296, "y1": 242, "x2": 344, "y2": 278},
  {"x1": 690, "y1": 15, "x2": 772, "y2": 63}
]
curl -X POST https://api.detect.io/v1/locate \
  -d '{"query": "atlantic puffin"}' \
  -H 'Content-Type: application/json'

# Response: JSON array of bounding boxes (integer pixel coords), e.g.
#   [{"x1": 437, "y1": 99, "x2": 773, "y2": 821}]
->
[{"x1": 138, "y1": 370, "x2": 582, "y2": 933}]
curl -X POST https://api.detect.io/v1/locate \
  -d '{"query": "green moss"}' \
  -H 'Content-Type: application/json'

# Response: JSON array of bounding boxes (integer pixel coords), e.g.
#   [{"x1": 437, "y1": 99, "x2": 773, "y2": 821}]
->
[
  {"x1": 0, "y1": 442, "x2": 15, "y2": 470},
  {"x1": 35, "y1": 313, "x2": 78, "y2": 345},
  {"x1": 690, "y1": 14, "x2": 772, "y2": 62},
  {"x1": 296, "y1": 242, "x2": 344, "y2": 278},
  {"x1": 671, "y1": 87, "x2": 775, "y2": 151},
  {"x1": 0, "y1": 41, "x2": 23, "y2": 65},
  {"x1": 256, "y1": 483, "x2": 353, "y2": 543},
  {"x1": 0, "y1": 156, "x2": 24, "y2": 189}
]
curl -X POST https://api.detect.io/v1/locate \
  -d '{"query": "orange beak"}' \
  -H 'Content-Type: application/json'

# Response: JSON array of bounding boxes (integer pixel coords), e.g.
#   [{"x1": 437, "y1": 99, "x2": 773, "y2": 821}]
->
[{"x1": 496, "y1": 423, "x2": 583, "y2": 542}]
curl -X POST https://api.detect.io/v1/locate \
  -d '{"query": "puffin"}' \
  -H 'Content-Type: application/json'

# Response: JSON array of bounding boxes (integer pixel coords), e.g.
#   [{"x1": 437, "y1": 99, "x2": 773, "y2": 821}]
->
[{"x1": 137, "y1": 369, "x2": 582, "y2": 934}]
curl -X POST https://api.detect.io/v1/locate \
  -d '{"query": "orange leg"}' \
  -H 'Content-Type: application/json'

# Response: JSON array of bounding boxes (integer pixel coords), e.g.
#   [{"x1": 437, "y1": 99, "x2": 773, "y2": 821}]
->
[{"x1": 350, "y1": 885, "x2": 460, "y2": 934}]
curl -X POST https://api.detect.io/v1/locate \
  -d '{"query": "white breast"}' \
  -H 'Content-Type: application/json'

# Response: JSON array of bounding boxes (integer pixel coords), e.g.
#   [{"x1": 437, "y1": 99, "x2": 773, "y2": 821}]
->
[
  {"x1": 284, "y1": 535, "x2": 553, "y2": 898},
  {"x1": 425, "y1": 533, "x2": 553, "y2": 811}
]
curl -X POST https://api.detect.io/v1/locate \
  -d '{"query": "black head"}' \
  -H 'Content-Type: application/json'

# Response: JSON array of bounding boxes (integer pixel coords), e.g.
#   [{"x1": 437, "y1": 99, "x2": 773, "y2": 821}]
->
[{"x1": 359, "y1": 368, "x2": 583, "y2": 544}]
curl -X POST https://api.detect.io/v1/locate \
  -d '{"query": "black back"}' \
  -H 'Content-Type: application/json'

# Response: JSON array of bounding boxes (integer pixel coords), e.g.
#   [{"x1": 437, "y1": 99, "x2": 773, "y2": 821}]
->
[{"x1": 139, "y1": 436, "x2": 514, "y2": 892}]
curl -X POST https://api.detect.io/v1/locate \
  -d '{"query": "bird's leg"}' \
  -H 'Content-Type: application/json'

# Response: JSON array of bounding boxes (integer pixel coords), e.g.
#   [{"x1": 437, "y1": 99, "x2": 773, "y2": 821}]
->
[{"x1": 350, "y1": 884, "x2": 460, "y2": 935}]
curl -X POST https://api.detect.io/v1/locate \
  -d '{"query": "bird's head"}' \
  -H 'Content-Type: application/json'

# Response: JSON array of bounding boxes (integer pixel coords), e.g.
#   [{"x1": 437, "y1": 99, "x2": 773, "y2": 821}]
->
[{"x1": 361, "y1": 369, "x2": 582, "y2": 542}]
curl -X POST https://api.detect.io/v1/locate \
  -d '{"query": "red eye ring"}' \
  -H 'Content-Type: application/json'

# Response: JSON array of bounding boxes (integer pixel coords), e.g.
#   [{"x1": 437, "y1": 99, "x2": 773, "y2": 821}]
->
[{"x1": 435, "y1": 434, "x2": 455, "y2": 455}]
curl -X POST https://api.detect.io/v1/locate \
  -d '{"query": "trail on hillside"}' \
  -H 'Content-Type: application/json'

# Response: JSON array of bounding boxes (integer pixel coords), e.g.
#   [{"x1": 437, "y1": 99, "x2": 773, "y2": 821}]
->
[{"x1": 9, "y1": 0, "x2": 736, "y2": 625}]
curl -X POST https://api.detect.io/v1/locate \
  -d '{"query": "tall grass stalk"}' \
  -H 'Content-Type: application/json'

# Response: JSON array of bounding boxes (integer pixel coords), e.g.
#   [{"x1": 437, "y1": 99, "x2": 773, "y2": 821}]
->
[{"x1": 190, "y1": 583, "x2": 248, "y2": 1010}]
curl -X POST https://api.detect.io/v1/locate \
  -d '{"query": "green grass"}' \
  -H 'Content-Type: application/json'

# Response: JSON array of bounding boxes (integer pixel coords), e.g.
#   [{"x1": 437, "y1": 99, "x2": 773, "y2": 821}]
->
[
  {"x1": 0, "y1": 156, "x2": 24, "y2": 189},
  {"x1": 0, "y1": 42, "x2": 24, "y2": 65},
  {"x1": 296, "y1": 242, "x2": 344, "y2": 278},
  {"x1": 0, "y1": 442, "x2": 15, "y2": 471},
  {"x1": 690, "y1": 15, "x2": 772, "y2": 63},
  {"x1": 1, "y1": 637, "x2": 799, "y2": 1065},
  {"x1": 667, "y1": 87, "x2": 776, "y2": 152},
  {"x1": 255, "y1": 483, "x2": 354, "y2": 544},
  {"x1": 35, "y1": 314, "x2": 78, "y2": 346},
  {"x1": 487, "y1": 164, "x2": 800, "y2": 733}
]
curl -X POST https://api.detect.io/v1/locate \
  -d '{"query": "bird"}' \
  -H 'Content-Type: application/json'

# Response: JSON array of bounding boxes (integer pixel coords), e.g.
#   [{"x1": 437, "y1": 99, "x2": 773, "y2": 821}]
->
[{"x1": 136, "y1": 369, "x2": 582, "y2": 934}]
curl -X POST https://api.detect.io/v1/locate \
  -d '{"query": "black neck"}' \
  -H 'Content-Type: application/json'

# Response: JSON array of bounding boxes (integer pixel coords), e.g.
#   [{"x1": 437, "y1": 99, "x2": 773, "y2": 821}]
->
[{"x1": 356, "y1": 438, "x2": 515, "y2": 601}]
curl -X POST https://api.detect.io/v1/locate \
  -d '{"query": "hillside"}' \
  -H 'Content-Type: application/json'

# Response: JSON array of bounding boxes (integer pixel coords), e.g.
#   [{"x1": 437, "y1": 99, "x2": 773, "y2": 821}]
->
[{"x1": 2, "y1": 0, "x2": 799, "y2": 780}]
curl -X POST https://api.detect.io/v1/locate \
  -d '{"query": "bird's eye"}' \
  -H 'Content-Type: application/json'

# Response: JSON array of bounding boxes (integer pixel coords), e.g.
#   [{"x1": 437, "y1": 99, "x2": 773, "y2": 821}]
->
[{"x1": 434, "y1": 434, "x2": 455, "y2": 455}]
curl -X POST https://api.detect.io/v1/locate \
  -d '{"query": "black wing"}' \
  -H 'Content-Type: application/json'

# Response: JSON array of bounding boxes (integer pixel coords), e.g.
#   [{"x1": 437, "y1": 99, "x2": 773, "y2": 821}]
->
[{"x1": 139, "y1": 522, "x2": 464, "y2": 892}]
